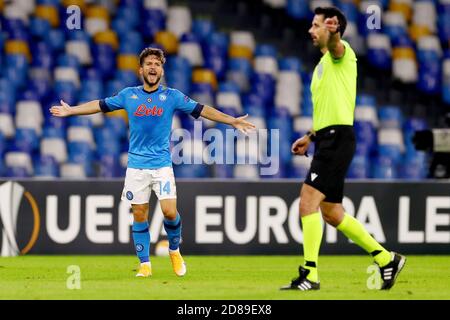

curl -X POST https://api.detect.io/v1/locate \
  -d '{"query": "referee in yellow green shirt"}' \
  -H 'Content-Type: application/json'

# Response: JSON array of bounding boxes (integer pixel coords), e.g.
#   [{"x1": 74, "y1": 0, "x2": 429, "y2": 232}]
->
[{"x1": 281, "y1": 6, "x2": 406, "y2": 291}]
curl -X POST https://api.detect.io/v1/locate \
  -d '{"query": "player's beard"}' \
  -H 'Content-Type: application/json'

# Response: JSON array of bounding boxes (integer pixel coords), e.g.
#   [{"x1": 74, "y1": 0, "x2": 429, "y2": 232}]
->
[{"x1": 144, "y1": 74, "x2": 161, "y2": 87}]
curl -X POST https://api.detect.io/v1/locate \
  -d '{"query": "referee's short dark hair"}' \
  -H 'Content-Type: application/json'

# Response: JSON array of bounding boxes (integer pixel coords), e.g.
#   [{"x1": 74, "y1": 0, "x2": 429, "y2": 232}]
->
[
  {"x1": 314, "y1": 6, "x2": 347, "y2": 37},
  {"x1": 139, "y1": 47, "x2": 166, "y2": 66}
]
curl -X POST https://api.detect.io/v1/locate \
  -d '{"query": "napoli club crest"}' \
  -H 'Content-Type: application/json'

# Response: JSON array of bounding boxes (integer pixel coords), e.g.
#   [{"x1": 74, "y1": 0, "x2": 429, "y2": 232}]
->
[
  {"x1": 147, "y1": 98, "x2": 152, "y2": 103},
  {"x1": 159, "y1": 94, "x2": 167, "y2": 101},
  {"x1": 126, "y1": 191, "x2": 133, "y2": 200}
]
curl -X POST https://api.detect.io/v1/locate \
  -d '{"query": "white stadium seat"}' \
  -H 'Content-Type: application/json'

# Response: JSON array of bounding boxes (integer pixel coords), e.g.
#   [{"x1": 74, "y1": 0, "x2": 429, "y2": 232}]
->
[
  {"x1": 5, "y1": 151, "x2": 33, "y2": 175},
  {"x1": 41, "y1": 138, "x2": 68, "y2": 164},
  {"x1": 60, "y1": 163, "x2": 86, "y2": 178}
]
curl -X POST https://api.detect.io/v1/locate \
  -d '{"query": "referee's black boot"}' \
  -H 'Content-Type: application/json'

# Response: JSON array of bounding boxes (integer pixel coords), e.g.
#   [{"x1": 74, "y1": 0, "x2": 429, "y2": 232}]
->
[
  {"x1": 280, "y1": 266, "x2": 320, "y2": 291},
  {"x1": 378, "y1": 252, "x2": 406, "y2": 290}
]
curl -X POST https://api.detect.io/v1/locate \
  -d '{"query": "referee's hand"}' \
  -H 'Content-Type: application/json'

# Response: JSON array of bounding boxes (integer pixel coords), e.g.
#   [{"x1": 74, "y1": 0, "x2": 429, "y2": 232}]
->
[{"x1": 291, "y1": 135, "x2": 311, "y2": 156}]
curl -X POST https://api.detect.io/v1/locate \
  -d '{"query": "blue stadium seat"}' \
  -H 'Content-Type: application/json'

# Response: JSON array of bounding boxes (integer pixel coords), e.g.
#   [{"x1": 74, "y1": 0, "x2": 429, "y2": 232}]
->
[
  {"x1": 443, "y1": 83, "x2": 450, "y2": 104},
  {"x1": 218, "y1": 81, "x2": 240, "y2": 94},
  {"x1": 68, "y1": 115, "x2": 92, "y2": 128},
  {"x1": 116, "y1": 6, "x2": 140, "y2": 30},
  {"x1": 367, "y1": 47, "x2": 391, "y2": 70},
  {"x1": 30, "y1": 17, "x2": 51, "y2": 39},
  {"x1": 372, "y1": 156, "x2": 398, "y2": 179},
  {"x1": 174, "y1": 164, "x2": 210, "y2": 178},
  {"x1": 418, "y1": 60, "x2": 441, "y2": 94},
  {"x1": 53, "y1": 81, "x2": 78, "y2": 106},
  {"x1": 14, "y1": 128, "x2": 39, "y2": 152},
  {"x1": 0, "y1": 132, "x2": 5, "y2": 156},
  {"x1": 279, "y1": 57, "x2": 302, "y2": 73},
  {"x1": 347, "y1": 155, "x2": 369, "y2": 179},
  {"x1": 378, "y1": 144, "x2": 402, "y2": 163},
  {"x1": 92, "y1": 44, "x2": 116, "y2": 79},
  {"x1": 286, "y1": 0, "x2": 310, "y2": 19},
  {"x1": 378, "y1": 106, "x2": 402, "y2": 128},
  {"x1": 105, "y1": 79, "x2": 125, "y2": 98},
  {"x1": 34, "y1": 155, "x2": 59, "y2": 177},
  {"x1": 43, "y1": 125, "x2": 65, "y2": 139},
  {"x1": 251, "y1": 73, "x2": 275, "y2": 108},
  {"x1": 45, "y1": 29, "x2": 65, "y2": 52},
  {"x1": 104, "y1": 117, "x2": 127, "y2": 140},
  {"x1": 398, "y1": 155, "x2": 428, "y2": 180},
  {"x1": 244, "y1": 104, "x2": 266, "y2": 118},
  {"x1": 254, "y1": 44, "x2": 277, "y2": 58},
  {"x1": 166, "y1": 55, "x2": 192, "y2": 73},
  {"x1": 68, "y1": 141, "x2": 94, "y2": 177},
  {"x1": 6, "y1": 166, "x2": 30, "y2": 178},
  {"x1": 141, "y1": 9, "x2": 166, "y2": 39},
  {"x1": 67, "y1": 30, "x2": 90, "y2": 42},
  {"x1": 0, "y1": 100, "x2": 14, "y2": 114},
  {"x1": 29, "y1": 77, "x2": 51, "y2": 101},
  {"x1": 57, "y1": 54, "x2": 80, "y2": 70},
  {"x1": 119, "y1": 31, "x2": 143, "y2": 55},
  {"x1": 98, "y1": 154, "x2": 122, "y2": 178},
  {"x1": 82, "y1": 68, "x2": 102, "y2": 81},
  {"x1": 228, "y1": 58, "x2": 253, "y2": 78},
  {"x1": 356, "y1": 94, "x2": 376, "y2": 107},
  {"x1": 354, "y1": 121, "x2": 376, "y2": 150},
  {"x1": 192, "y1": 19, "x2": 215, "y2": 42},
  {"x1": 214, "y1": 164, "x2": 234, "y2": 178}
]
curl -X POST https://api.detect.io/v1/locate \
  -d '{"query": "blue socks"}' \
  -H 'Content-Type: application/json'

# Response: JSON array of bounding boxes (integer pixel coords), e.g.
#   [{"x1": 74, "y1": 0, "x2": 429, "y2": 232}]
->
[
  {"x1": 132, "y1": 221, "x2": 150, "y2": 263},
  {"x1": 164, "y1": 213, "x2": 182, "y2": 251}
]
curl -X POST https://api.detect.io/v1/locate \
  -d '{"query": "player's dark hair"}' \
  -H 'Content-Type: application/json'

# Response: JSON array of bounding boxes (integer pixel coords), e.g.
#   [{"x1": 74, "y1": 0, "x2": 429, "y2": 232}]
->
[
  {"x1": 139, "y1": 47, "x2": 166, "y2": 66},
  {"x1": 314, "y1": 6, "x2": 347, "y2": 37}
]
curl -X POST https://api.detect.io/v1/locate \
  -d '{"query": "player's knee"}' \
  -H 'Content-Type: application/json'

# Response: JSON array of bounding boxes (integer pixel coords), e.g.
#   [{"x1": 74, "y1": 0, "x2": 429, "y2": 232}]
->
[
  {"x1": 162, "y1": 207, "x2": 177, "y2": 220},
  {"x1": 132, "y1": 205, "x2": 148, "y2": 222}
]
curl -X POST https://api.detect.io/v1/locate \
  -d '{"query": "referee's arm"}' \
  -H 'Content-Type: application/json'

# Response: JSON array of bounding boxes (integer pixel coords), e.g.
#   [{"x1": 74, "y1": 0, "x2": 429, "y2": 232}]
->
[{"x1": 324, "y1": 16, "x2": 345, "y2": 59}]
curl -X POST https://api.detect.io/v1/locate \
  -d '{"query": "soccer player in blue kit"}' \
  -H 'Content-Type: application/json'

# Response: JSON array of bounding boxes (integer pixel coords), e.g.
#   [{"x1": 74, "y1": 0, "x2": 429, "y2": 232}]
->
[{"x1": 50, "y1": 47, "x2": 255, "y2": 278}]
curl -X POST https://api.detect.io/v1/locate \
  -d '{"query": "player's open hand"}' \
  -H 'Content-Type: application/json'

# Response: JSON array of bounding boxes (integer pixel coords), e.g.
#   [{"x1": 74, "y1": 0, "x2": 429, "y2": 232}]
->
[
  {"x1": 291, "y1": 135, "x2": 311, "y2": 156},
  {"x1": 49, "y1": 100, "x2": 73, "y2": 117},
  {"x1": 324, "y1": 16, "x2": 340, "y2": 35},
  {"x1": 232, "y1": 114, "x2": 256, "y2": 134}
]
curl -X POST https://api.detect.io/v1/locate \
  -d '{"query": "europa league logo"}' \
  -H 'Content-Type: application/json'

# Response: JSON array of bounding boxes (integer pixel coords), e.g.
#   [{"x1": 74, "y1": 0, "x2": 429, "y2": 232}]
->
[{"x1": 0, "y1": 181, "x2": 40, "y2": 256}]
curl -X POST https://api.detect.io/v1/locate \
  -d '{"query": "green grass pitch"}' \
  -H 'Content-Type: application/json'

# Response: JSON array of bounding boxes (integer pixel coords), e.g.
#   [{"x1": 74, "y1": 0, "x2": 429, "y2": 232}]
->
[{"x1": 0, "y1": 255, "x2": 449, "y2": 300}]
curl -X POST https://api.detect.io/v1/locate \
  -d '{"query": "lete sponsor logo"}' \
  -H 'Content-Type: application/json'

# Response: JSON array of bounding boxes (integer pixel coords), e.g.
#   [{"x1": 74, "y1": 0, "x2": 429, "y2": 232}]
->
[
  {"x1": 134, "y1": 104, "x2": 164, "y2": 117},
  {"x1": 0, "y1": 181, "x2": 40, "y2": 256}
]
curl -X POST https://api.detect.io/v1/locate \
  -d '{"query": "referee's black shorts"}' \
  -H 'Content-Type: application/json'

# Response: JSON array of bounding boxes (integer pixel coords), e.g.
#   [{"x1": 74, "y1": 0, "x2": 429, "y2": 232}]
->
[{"x1": 304, "y1": 125, "x2": 356, "y2": 203}]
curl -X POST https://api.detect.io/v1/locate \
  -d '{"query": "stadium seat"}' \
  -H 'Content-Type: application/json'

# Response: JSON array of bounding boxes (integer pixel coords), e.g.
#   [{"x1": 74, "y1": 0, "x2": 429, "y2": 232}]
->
[
  {"x1": 178, "y1": 36, "x2": 204, "y2": 67},
  {"x1": 230, "y1": 31, "x2": 255, "y2": 53},
  {"x1": 5, "y1": 151, "x2": 33, "y2": 175},
  {"x1": 234, "y1": 164, "x2": 259, "y2": 179},
  {"x1": 167, "y1": 5, "x2": 192, "y2": 38},
  {"x1": 254, "y1": 56, "x2": 279, "y2": 78},
  {"x1": 60, "y1": 163, "x2": 87, "y2": 178},
  {"x1": 67, "y1": 126, "x2": 95, "y2": 148},
  {"x1": 14, "y1": 128, "x2": 39, "y2": 152},
  {"x1": 372, "y1": 156, "x2": 398, "y2": 179},
  {"x1": 0, "y1": 113, "x2": 15, "y2": 138},
  {"x1": 378, "y1": 106, "x2": 402, "y2": 129},
  {"x1": 34, "y1": 155, "x2": 59, "y2": 178},
  {"x1": 216, "y1": 91, "x2": 242, "y2": 113},
  {"x1": 347, "y1": 155, "x2": 370, "y2": 179},
  {"x1": 41, "y1": 137, "x2": 68, "y2": 164},
  {"x1": 290, "y1": 155, "x2": 312, "y2": 179},
  {"x1": 367, "y1": 33, "x2": 392, "y2": 70}
]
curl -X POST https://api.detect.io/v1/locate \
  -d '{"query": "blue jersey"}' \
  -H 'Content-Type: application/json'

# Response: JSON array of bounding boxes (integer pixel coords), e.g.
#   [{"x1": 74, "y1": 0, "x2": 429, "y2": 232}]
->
[{"x1": 99, "y1": 85, "x2": 203, "y2": 169}]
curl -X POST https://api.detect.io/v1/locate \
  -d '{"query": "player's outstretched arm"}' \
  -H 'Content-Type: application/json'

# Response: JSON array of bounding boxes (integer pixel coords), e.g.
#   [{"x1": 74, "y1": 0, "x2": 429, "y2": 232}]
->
[
  {"x1": 200, "y1": 105, "x2": 256, "y2": 134},
  {"x1": 50, "y1": 99, "x2": 102, "y2": 117}
]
